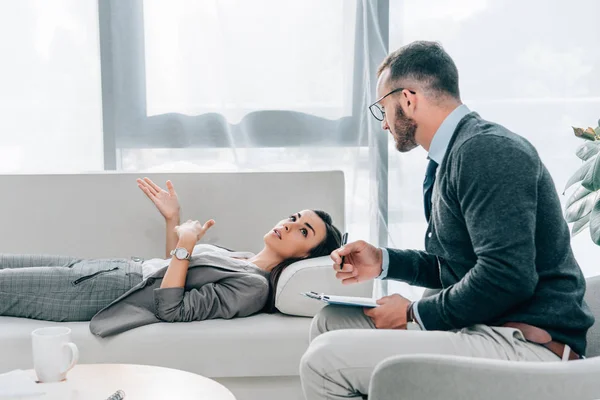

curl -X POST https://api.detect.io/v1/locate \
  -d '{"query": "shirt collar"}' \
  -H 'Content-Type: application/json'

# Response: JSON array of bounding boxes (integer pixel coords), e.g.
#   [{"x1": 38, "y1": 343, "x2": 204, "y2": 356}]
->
[{"x1": 427, "y1": 104, "x2": 471, "y2": 164}]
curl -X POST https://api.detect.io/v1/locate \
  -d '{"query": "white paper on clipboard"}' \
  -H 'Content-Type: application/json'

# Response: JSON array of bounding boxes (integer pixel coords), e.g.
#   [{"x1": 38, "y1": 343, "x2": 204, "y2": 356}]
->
[{"x1": 301, "y1": 291, "x2": 378, "y2": 308}]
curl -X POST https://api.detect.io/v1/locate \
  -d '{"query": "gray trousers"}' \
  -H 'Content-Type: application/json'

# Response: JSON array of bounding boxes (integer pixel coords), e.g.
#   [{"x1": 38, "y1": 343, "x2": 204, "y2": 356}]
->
[
  {"x1": 0, "y1": 254, "x2": 143, "y2": 321},
  {"x1": 300, "y1": 305, "x2": 561, "y2": 400}
]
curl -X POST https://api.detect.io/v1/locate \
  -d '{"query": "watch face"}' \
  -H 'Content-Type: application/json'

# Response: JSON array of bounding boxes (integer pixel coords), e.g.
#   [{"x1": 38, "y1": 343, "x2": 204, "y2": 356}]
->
[{"x1": 175, "y1": 248, "x2": 189, "y2": 259}]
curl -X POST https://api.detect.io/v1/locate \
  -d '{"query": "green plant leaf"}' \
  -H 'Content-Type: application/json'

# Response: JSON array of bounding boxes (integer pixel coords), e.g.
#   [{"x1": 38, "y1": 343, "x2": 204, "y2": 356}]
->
[
  {"x1": 564, "y1": 191, "x2": 598, "y2": 223},
  {"x1": 590, "y1": 198, "x2": 600, "y2": 245},
  {"x1": 564, "y1": 155, "x2": 597, "y2": 192},
  {"x1": 581, "y1": 153, "x2": 600, "y2": 191},
  {"x1": 565, "y1": 185, "x2": 592, "y2": 209},
  {"x1": 576, "y1": 141, "x2": 600, "y2": 161},
  {"x1": 572, "y1": 213, "x2": 590, "y2": 237}
]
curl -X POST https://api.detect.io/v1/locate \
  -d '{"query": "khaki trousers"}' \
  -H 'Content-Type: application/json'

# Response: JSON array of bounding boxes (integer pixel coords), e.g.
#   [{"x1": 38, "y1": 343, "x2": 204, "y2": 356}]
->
[{"x1": 300, "y1": 305, "x2": 561, "y2": 400}]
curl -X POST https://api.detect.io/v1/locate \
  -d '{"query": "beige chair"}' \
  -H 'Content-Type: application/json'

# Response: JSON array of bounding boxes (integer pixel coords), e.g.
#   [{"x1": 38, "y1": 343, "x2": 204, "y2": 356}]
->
[{"x1": 369, "y1": 276, "x2": 600, "y2": 400}]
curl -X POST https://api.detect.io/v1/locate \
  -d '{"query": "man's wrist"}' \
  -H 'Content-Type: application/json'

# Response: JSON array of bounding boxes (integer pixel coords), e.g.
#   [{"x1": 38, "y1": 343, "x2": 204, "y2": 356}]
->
[
  {"x1": 406, "y1": 302, "x2": 415, "y2": 323},
  {"x1": 377, "y1": 248, "x2": 389, "y2": 279}
]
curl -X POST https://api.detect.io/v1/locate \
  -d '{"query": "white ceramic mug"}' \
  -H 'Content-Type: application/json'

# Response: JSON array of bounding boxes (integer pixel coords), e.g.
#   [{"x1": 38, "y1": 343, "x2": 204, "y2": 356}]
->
[{"x1": 31, "y1": 327, "x2": 79, "y2": 382}]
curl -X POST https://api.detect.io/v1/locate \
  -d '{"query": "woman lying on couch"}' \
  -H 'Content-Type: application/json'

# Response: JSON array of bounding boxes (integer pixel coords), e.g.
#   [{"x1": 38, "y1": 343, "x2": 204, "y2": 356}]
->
[{"x1": 0, "y1": 178, "x2": 342, "y2": 337}]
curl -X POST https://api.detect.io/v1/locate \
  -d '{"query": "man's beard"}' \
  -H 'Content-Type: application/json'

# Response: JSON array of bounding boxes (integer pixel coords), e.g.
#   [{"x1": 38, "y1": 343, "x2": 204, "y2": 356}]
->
[{"x1": 391, "y1": 104, "x2": 418, "y2": 152}]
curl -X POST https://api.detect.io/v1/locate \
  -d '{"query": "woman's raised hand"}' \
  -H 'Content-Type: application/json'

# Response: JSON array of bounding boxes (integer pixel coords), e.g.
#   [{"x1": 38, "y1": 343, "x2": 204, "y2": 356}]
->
[
  {"x1": 175, "y1": 219, "x2": 215, "y2": 242},
  {"x1": 137, "y1": 177, "x2": 181, "y2": 221}
]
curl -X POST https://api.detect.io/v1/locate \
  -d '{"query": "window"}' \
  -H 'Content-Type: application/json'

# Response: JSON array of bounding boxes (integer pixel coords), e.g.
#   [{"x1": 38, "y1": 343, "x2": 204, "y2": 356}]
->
[
  {"x1": 387, "y1": 0, "x2": 600, "y2": 297},
  {"x1": 0, "y1": 0, "x2": 103, "y2": 173}
]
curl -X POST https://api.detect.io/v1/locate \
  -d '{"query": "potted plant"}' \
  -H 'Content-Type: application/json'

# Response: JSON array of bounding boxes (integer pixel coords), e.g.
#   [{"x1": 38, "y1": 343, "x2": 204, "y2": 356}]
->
[{"x1": 564, "y1": 119, "x2": 600, "y2": 246}]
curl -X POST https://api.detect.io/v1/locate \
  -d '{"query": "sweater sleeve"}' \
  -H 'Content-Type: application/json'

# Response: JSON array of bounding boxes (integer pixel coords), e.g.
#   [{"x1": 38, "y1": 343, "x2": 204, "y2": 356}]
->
[
  {"x1": 384, "y1": 248, "x2": 443, "y2": 289},
  {"x1": 153, "y1": 273, "x2": 269, "y2": 322},
  {"x1": 417, "y1": 135, "x2": 541, "y2": 330}
]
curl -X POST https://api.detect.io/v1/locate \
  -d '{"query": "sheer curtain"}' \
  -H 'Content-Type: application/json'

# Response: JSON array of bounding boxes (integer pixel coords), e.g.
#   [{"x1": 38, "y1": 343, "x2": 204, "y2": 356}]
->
[
  {"x1": 142, "y1": 1, "x2": 355, "y2": 122},
  {"x1": 2, "y1": 0, "x2": 598, "y2": 298},
  {"x1": 0, "y1": 0, "x2": 103, "y2": 173},
  {"x1": 118, "y1": 0, "x2": 391, "y2": 253},
  {"x1": 387, "y1": 0, "x2": 600, "y2": 300}
]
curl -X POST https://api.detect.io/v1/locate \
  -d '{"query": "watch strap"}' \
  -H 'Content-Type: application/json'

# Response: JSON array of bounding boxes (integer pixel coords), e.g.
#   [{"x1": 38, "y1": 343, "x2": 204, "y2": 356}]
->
[{"x1": 406, "y1": 301, "x2": 415, "y2": 323}]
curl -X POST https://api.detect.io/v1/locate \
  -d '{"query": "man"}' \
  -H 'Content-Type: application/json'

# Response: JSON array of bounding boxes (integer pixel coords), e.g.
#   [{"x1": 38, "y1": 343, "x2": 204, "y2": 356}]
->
[{"x1": 299, "y1": 41, "x2": 594, "y2": 399}]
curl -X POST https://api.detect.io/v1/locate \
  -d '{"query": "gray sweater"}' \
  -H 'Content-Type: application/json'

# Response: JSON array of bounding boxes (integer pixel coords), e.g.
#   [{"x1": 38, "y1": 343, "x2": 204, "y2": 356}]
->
[{"x1": 385, "y1": 113, "x2": 595, "y2": 356}]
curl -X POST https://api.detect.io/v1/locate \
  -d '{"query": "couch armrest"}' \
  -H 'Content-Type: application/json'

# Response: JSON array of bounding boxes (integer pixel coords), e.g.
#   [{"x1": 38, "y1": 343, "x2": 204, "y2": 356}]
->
[{"x1": 369, "y1": 354, "x2": 600, "y2": 400}]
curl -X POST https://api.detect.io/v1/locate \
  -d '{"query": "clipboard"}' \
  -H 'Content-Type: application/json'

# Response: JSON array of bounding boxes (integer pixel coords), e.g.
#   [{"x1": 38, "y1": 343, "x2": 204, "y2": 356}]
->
[{"x1": 301, "y1": 291, "x2": 379, "y2": 308}]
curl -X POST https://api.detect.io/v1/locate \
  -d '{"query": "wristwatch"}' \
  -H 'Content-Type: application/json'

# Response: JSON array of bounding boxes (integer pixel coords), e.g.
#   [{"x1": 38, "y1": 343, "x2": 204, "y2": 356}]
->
[
  {"x1": 170, "y1": 247, "x2": 191, "y2": 261},
  {"x1": 406, "y1": 302, "x2": 415, "y2": 323}
]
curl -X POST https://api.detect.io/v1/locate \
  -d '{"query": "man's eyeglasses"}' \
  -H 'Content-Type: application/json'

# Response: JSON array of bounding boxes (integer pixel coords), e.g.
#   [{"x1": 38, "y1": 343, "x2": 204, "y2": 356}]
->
[{"x1": 368, "y1": 88, "x2": 416, "y2": 121}]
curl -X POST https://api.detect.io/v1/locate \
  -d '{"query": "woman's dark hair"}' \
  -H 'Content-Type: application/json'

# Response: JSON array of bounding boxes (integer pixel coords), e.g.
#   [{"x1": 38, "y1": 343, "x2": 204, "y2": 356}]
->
[{"x1": 264, "y1": 210, "x2": 342, "y2": 313}]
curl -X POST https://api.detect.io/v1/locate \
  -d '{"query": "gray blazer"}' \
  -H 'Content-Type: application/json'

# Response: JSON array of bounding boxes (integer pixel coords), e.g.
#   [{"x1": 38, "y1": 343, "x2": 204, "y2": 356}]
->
[{"x1": 89, "y1": 253, "x2": 270, "y2": 337}]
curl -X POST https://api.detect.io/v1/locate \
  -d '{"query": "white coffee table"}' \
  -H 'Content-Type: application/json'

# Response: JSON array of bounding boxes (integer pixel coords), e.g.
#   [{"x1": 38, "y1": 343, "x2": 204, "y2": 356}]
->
[{"x1": 25, "y1": 363, "x2": 236, "y2": 400}]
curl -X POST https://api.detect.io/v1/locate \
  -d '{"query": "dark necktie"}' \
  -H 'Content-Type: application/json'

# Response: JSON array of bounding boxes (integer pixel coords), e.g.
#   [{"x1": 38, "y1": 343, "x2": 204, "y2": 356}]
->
[{"x1": 423, "y1": 159, "x2": 439, "y2": 221}]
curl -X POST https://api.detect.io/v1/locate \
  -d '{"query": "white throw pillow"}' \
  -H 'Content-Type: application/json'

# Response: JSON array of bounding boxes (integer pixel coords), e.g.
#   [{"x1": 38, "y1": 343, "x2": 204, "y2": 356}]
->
[{"x1": 275, "y1": 256, "x2": 374, "y2": 317}]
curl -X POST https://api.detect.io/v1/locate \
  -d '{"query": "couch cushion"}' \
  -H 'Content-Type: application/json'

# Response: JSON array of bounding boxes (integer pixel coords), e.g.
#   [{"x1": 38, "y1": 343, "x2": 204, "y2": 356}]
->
[
  {"x1": 276, "y1": 256, "x2": 373, "y2": 317},
  {"x1": 0, "y1": 313, "x2": 312, "y2": 378}
]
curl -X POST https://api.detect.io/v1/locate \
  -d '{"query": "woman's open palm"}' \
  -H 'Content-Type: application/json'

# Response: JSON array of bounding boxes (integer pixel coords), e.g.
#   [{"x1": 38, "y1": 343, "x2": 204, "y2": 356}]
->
[{"x1": 137, "y1": 177, "x2": 180, "y2": 221}]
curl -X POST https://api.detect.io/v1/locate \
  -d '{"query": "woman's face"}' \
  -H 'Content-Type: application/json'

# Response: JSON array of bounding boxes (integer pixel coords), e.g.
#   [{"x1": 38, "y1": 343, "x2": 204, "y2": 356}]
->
[{"x1": 264, "y1": 209, "x2": 327, "y2": 259}]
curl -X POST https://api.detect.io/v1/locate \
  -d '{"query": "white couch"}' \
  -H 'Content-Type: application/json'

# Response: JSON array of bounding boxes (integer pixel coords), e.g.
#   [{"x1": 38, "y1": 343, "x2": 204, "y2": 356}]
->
[{"x1": 0, "y1": 171, "x2": 372, "y2": 400}]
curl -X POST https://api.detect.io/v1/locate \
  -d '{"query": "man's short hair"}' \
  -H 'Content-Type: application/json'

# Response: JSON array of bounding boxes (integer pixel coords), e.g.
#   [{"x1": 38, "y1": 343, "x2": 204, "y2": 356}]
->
[{"x1": 378, "y1": 41, "x2": 460, "y2": 100}]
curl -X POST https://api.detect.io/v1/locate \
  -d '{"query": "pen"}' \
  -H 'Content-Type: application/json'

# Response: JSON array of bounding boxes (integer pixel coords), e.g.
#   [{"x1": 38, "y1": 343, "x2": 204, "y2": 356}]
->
[
  {"x1": 339, "y1": 232, "x2": 348, "y2": 270},
  {"x1": 105, "y1": 389, "x2": 126, "y2": 400}
]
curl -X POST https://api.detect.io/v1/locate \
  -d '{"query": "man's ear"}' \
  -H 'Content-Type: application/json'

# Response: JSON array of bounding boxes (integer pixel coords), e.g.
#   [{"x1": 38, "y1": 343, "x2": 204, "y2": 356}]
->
[{"x1": 403, "y1": 90, "x2": 417, "y2": 117}]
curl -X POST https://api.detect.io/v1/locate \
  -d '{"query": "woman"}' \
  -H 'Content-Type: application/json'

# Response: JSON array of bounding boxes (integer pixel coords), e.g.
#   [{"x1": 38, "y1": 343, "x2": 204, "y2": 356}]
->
[{"x1": 0, "y1": 178, "x2": 342, "y2": 336}]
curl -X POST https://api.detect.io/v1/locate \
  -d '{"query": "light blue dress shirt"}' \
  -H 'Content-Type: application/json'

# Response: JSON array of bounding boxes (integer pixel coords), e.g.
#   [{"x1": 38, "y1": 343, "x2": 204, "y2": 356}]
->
[{"x1": 377, "y1": 104, "x2": 471, "y2": 329}]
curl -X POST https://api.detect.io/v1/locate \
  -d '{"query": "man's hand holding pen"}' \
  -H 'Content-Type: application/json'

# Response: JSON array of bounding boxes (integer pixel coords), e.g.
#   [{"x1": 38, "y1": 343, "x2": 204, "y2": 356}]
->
[
  {"x1": 330, "y1": 240, "x2": 383, "y2": 284},
  {"x1": 330, "y1": 239, "x2": 411, "y2": 329}
]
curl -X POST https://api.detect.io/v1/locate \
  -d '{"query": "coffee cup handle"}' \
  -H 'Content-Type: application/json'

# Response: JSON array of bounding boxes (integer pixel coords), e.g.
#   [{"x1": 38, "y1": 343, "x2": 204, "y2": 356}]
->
[{"x1": 62, "y1": 342, "x2": 79, "y2": 373}]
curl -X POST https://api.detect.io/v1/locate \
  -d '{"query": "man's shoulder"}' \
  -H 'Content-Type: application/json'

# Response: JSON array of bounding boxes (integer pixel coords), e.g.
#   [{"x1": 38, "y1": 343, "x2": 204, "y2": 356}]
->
[{"x1": 449, "y1": 113, "x2": 538, "y2": 160}]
